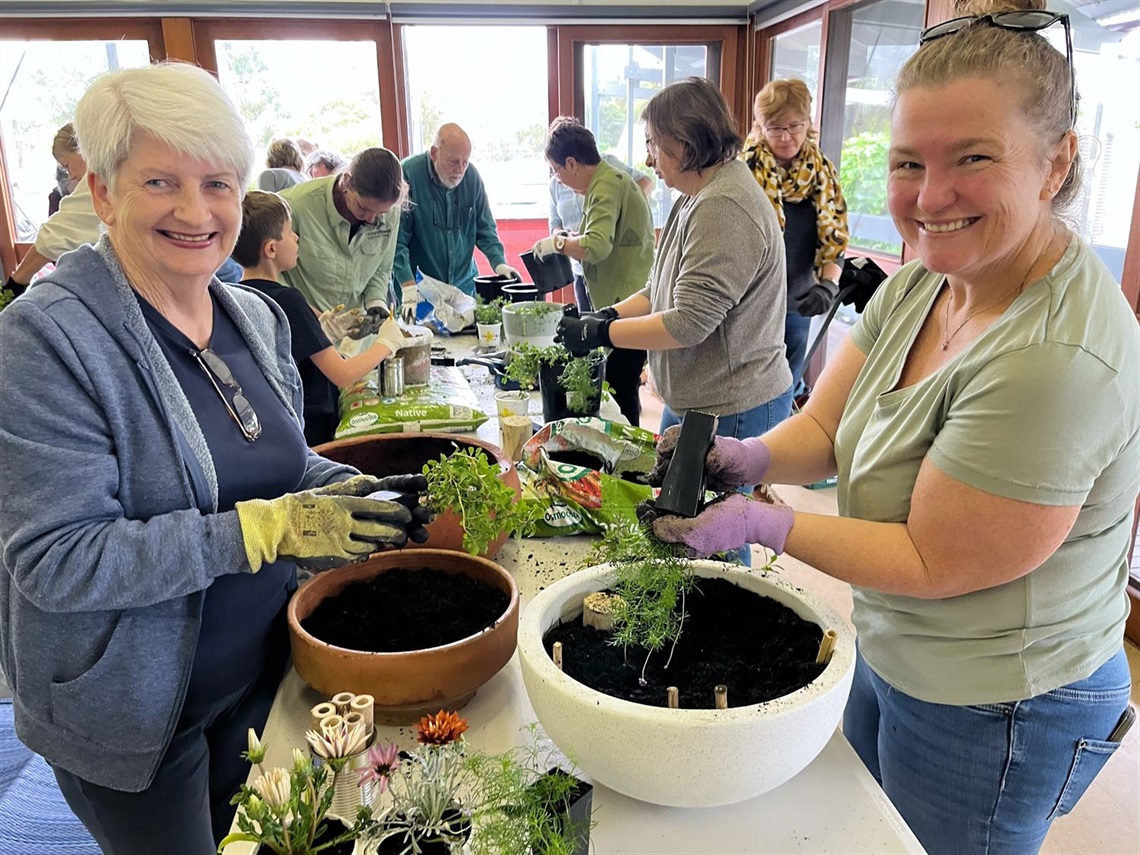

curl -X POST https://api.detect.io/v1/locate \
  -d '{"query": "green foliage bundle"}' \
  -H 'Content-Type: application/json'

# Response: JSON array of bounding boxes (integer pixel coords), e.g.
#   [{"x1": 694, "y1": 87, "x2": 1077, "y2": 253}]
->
[
  {"x1": 465, "y1": 726, "x2": 592, "y2": 855},
  {"x1": 423, "y1": 446, "x2": 539, "y2": 554},
  {"x1": 587, "y1": 521, "x2": 694, "y2": 683},
  {"x1": 0, "y1": 286, "x2": 15, "y2": 313},
  {"x1": 504, "y1": 343, "x2": 546, "y2": 390},
  {"x1": 474, "y1": 297, "x2": 507, "y2": 326},
  {"x1": 508, "y1": 301, "x2": 561, "y2": 318},
  {"x1": 558, "y1": 351, "x2": 603, "y2": 413}
]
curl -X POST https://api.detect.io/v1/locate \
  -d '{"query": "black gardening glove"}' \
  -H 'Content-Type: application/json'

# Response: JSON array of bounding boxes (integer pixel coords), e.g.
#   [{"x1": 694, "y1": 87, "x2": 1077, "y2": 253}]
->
[
  {"x1": 346, "y1": 307, "x2": 390, "y2": 340},
  {"x1": 555, "y1": 305, "x2": 614, "y2": 357},
  {"x1": 4, "y1": 277, "x2": 27, "y2": 298},
  {"x1": 312, "y1": 473, "x2": 432, "y2": 544},
  {"x1": 796, "y1": 278, "x2": 839, "y2": 317},
  {"x1": 583, "y1": 306, "x2": 619, "y2": 322}
]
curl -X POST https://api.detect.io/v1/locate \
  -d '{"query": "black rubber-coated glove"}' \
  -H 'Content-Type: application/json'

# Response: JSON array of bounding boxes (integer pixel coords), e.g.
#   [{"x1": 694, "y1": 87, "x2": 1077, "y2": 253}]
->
[
  {"x1": 556, "y1": 307, "x2": 614, "y2": 357},
  {"x1": 313, "y1": 473, "x2": 432, "y2": 545},
  {"x1": 4, "y1": 277, "x2": 26, "y2": 298},
  {"x1": 796, "y1": 278, "x2": 839, "y2": 317},
  {"x1": 583, "y1": 306, "x2": 619, "y2": 322}
]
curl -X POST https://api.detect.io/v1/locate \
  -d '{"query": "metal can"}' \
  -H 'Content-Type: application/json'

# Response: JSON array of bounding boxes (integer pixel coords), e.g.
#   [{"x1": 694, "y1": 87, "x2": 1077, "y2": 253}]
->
[{"x1": 381, "y1": 357, "x2": 405, "y2": 399}]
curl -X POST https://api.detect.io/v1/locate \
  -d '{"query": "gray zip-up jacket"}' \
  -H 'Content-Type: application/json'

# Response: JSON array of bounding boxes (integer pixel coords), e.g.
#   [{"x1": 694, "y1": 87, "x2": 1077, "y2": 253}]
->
[{"x1": 0, "y1": 238, "x2": 355, "y2": 791}]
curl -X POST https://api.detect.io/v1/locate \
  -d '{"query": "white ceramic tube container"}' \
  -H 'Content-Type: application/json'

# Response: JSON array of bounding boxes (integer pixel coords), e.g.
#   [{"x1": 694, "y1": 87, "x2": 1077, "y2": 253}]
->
[{"x1": 517, "y1": 561, "x2": 855, "y2": 807}]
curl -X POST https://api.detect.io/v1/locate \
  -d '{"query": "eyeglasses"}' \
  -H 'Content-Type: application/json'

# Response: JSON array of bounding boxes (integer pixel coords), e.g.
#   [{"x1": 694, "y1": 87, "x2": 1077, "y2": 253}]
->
[
  {"x1": 763, "y1": 121, "x2": 808, "y2": 140},
  {"x1": 919, "y1": 11, "x2": 1077, "y2": 127},
  {"x1": 190, "y1": 348, "x2": 262, "y2": 442}
]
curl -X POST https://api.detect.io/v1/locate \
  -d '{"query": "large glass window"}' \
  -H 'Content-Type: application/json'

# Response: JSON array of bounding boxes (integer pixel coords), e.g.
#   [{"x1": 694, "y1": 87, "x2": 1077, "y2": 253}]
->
[
  {"x1": 0, "y1": 40, "x2": 151, "y2": 241},
  {"x1": 402, "y1": 26, "x2": 548, "y2": 219},
  {"x1": 214, "y1": 39, "x2": 383, "y2": 175},
  {"x1": 770, "y1": 22, "x2": 823, "y2": 104},
  {"x1": 1065, "y1": 4, "x2": 1140, "y2": 282},
  {"x1": 826, "y1": 0, "x2": 925, "y2": 258},
  {"x1": 582, "y1": 43, "x2": 715, "y2": 226}
]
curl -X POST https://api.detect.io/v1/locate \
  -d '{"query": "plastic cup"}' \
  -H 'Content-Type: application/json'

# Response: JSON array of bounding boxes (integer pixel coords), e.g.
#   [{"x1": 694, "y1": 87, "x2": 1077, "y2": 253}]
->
[{"x1": 494, "y1": 390, "x2": 529, "y2": 420}]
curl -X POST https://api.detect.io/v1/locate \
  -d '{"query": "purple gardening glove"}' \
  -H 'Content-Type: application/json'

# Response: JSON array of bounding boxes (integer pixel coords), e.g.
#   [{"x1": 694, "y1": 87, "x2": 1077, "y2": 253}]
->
[
  {"x1": 647, "y1": 426, "x2": 772, "y2": 492},
  {"x1": 638, "y1": 493, "x2": 794, "y2": 558}
]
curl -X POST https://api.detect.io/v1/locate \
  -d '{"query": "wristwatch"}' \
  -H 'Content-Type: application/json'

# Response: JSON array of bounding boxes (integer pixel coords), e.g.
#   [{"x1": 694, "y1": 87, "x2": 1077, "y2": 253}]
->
[{"x1": 554, "y1": 233, "x2": 567, "y2": 254}]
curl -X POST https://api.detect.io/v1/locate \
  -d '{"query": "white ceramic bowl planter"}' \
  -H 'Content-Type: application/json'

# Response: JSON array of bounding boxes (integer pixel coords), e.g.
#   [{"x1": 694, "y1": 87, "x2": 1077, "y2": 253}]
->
[{"x1": 517, "y1": 560, "x2": 855, "y2": 808}]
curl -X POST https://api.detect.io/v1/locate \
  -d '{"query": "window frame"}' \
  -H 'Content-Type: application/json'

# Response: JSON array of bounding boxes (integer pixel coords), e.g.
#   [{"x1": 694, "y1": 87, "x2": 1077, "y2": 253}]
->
[{"x1": 0, "y1": 17, "x2": 166, "y2": 278}]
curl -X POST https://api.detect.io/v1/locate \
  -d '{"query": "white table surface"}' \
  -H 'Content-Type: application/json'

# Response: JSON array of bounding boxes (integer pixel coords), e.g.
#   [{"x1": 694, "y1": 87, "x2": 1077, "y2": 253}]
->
[{"x1": 225, "y1": 334, "x2": 926, "y2": 854}]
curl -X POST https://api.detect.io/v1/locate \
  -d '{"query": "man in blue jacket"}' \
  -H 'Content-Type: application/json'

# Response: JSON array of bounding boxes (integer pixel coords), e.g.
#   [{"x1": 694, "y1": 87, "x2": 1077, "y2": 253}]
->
[{"x1": 394, "y1": 123, "x2": 520, "y2": 297}]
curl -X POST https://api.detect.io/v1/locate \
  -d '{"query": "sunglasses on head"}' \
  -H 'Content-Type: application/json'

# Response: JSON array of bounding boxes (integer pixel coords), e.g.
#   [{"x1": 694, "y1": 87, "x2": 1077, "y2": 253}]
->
[
  {"x1": 190, "y1": 348, "x2": 262, "y2": 442},
  {"x1": 919, "y1": 11, "x2": 1077, "y2": 128}
]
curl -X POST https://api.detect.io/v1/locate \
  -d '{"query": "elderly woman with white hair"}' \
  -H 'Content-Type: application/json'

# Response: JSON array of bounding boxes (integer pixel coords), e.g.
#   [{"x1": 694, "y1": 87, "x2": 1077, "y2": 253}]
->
[{"x1": 0, "y1": 63, "x2": 428, "y2": 853}]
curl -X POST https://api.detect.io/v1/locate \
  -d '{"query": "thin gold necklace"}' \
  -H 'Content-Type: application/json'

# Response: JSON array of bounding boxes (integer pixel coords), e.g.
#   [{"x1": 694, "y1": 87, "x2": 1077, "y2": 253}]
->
[{"x1": 940, "y1": 269, "x2": 1031, "y2": 351}]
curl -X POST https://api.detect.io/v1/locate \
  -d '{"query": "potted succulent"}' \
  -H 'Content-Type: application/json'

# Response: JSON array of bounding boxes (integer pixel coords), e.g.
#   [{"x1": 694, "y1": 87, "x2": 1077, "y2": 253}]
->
[
  {"x1": 516, "y1": 522, "x2": 856, "y2": 808},
  {"x1": 474, "y1": 297, "x2": 506, "y2": 349},
  {"x1": 219, "y1": 728, "x2": 376, "y2": 855},
  {"x1": 356, "y1": 712, "x2": 592, "y2": 855}
]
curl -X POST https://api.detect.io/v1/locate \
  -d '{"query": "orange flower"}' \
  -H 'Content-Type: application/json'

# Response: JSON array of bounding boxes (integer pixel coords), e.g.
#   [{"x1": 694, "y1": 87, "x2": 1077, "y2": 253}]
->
[{"x1": 416, "y1": 710, "x2": 468, "y2": 745}]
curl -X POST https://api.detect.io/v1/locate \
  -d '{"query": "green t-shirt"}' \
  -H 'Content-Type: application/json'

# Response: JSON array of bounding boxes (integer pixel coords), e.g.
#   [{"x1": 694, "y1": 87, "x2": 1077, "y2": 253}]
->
[
  {"x1": 578, "y1": 160, "x2": 655, "y2": 309},
  {"x1": 279, "y1": 176, "x2": 400, "y2": 313},
  {"x1": 835, "y1": 238, "x2": 1139, "y2": 704}
]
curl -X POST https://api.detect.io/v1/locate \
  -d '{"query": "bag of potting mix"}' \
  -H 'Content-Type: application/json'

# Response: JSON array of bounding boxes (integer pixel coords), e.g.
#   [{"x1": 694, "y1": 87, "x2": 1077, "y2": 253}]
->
[
  {"x1": 516, "y1": 417, "x2": 657, "y2": 537},
  {"x1": 334, "y1": 366, "x2": 489, "y2": 439}
]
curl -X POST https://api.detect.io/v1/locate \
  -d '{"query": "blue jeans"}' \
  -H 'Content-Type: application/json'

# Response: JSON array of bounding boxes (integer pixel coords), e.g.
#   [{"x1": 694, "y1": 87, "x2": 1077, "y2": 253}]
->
[
  {"x1": 844, "y1": 647, "x2": 1130, "y2": 855},
  {"x1": 784, "y1": 312, "x2": 812, "y2": 393},
  {"x1": 660, "y1": 388, "x2": 794, "y2": 566}
]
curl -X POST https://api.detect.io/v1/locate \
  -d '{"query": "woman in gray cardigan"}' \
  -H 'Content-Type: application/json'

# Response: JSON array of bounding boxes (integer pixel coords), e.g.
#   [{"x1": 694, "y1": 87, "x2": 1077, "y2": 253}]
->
[
  {"x1": 0, "y1": 63, "x2": 427, "y2": 854},
  {"x1": 558, "y1": 77, "x2": 794, "y2": 510}
]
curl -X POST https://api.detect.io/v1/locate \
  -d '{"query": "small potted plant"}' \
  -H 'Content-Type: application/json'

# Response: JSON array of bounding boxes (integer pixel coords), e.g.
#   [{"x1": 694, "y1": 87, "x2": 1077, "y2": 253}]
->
[
  {"x1": 219, "y1": 728, "x2": 377, "y2": 855},
  {"x1": 537, "y1": 348, "x2": 606, "y2": 423},
  {"x1": 474, "y1": 297, "x2": 506, "y2": 349},
  {"x1": 356, "y1": 712, "x2": 593, "y2": 855}
]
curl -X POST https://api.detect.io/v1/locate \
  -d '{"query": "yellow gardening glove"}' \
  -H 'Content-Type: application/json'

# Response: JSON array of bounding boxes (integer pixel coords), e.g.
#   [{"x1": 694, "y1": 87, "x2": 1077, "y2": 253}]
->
[{"x1": 235, "y1": 491, "x2": 414, "y2": 572}]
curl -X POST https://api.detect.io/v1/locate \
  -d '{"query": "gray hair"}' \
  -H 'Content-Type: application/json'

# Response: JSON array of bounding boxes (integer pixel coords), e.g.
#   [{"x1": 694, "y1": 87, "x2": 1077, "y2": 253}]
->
[
  {"x1": 74, "y1": 62, "x2": 254, "y2": 190},
  {"x1": 641, "y1": 76, "x2": 743, "y2": 173}
]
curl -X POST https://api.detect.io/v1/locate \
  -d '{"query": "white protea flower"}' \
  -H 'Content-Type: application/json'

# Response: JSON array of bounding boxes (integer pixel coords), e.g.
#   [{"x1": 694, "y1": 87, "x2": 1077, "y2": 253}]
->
[
  {"x1": 252, "y1": 766, "x2": 292, "y2": 810},
  {"x1": 305, "y1": 719, "x2": 368, "y2": 760}
]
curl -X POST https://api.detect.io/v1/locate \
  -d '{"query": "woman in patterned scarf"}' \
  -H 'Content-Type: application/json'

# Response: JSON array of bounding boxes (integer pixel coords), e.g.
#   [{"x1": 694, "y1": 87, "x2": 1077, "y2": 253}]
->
[{"x1": 743, "y1": 79, "x2": 849, "y2": 391}]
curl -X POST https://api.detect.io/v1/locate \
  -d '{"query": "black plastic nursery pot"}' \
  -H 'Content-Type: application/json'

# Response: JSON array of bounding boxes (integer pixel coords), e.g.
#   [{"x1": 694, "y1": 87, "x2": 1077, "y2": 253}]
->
[
  {"x1": 502, "y1": 282, "x2": 541, "y2": 302},
  {"x1": 474, "y1": 273, "x2": 516, "y2": 303},
  {"x1": 520, "y1": 249, "x2": 573, "y2": 294},
  {"x1": 537, "y1": 352, "x2": 606, "y2": 423},
  {"x1": 533, "y1": 769, "x2": 593, "y2": 855}
]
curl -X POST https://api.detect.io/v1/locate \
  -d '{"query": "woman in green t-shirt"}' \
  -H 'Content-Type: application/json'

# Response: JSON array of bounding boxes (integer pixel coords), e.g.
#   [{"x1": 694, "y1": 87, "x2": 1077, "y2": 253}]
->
[{"x1": 640, "y1": 2, "x2": 1138, "y2": 853}]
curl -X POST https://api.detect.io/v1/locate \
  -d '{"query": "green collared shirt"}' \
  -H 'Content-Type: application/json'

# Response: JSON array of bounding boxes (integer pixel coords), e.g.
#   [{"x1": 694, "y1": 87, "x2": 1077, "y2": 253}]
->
[
  {"x1": 393, "y1": 152, "x2": 506, "y2": 296},
  {"x1": 577, "y1": 159, "x2": 655, "y2": 309},
  {"x1": 279, "y1": 176, "x2": 400, "y2": 312}
]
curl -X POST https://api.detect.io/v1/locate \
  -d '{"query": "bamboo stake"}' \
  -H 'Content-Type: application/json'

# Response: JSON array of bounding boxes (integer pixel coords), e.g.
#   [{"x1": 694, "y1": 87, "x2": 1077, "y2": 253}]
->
[
  {"x1": 816, "y1": 628, "x2": 838, "y2": 665},
  {"x1": 332, "y1": 691, "x2": 355, "y2": 715},
  {"x1": 667, "y1": 687, "x2": 679, "y2": 709},
  {"x1": 714, "y1": 684, "x2": 728, "y2": 710},
  {"x1": 310, "y1": 702, "x2": 337, "y2": 732},
  {"x1": 552, "y1": 641, "x2": 563, "y2": 671}
]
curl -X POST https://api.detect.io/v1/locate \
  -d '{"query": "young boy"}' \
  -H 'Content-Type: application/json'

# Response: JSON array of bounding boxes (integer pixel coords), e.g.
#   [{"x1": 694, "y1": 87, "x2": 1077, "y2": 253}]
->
[{"x1": 233, "y1": 190, "x2": 404, "y2": 446}]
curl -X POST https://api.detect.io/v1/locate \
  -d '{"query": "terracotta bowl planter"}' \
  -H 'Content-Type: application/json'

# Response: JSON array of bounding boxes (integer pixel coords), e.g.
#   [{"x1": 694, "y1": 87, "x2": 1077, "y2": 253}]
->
[
  {"x1": 289, "y1": 549, "x2": 520, "y2": 724},
  {"x1": 517, "y1": 561, "x2": 855, "y2": 807},
  {"x1": 314, "y1": 431, "x2": 521, "y2": 558}
]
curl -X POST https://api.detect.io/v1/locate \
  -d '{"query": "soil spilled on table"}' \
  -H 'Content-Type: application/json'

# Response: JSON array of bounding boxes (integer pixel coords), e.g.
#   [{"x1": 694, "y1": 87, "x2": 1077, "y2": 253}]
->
[
  {"x1": 302, "y1": 567, "x2": 510, "y2": 652},
  {"x1": 543, "y1": 577, "x2": 826, "y2": 708}
]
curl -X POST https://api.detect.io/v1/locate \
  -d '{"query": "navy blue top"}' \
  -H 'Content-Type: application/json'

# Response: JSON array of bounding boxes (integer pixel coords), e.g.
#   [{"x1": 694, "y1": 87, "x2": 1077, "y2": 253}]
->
[
  {"x1": 138, "y1": 292, "x2": 308, "y2": 700},
  {"x1": 242, "y1": 278, "x2": 339, "y2": 446}
]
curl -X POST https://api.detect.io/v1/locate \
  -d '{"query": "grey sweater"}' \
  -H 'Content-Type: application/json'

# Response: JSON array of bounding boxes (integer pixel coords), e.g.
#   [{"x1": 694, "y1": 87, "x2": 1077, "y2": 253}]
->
[
  {"x1": 639, "y1": 159, "x2": 792, "y2": 413},
  {"x1": 0, "y1": 238, "x2": 354, "y2": 791}
]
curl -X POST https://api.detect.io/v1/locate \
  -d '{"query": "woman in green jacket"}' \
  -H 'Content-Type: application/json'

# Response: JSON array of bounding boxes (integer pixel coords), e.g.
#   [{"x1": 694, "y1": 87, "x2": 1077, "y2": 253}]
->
[{"x1": 533, "y1": 117, "x2": 655, "y2": 425}]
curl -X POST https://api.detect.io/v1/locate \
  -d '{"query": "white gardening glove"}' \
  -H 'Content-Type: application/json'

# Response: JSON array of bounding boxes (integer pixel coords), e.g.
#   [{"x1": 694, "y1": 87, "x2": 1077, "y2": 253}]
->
[
  {"x1": 400, "y1": 283, "x2": 420, "y2": 324},
  {"x1": 374, "y1": 316, "x2": 406, "y2": 355},
  {"x1": 494, "y1": 263, "x2": 521, "y2": 281},
  {"x1": 318, "y1": 305, "x2": 365, "y2": 343},
  {"x1": 531, "y1": 237, "x2": 558, "y2": 262}
]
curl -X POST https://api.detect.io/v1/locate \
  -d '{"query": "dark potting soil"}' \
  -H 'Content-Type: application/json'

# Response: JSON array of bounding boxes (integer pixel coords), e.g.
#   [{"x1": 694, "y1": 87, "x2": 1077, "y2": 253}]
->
[
  {"x1": 543, "y1": 576, "x2": 826, "y2": 708},
  {"x1": 302, "y1": 568, "x2": 510, "y2": 652}
]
